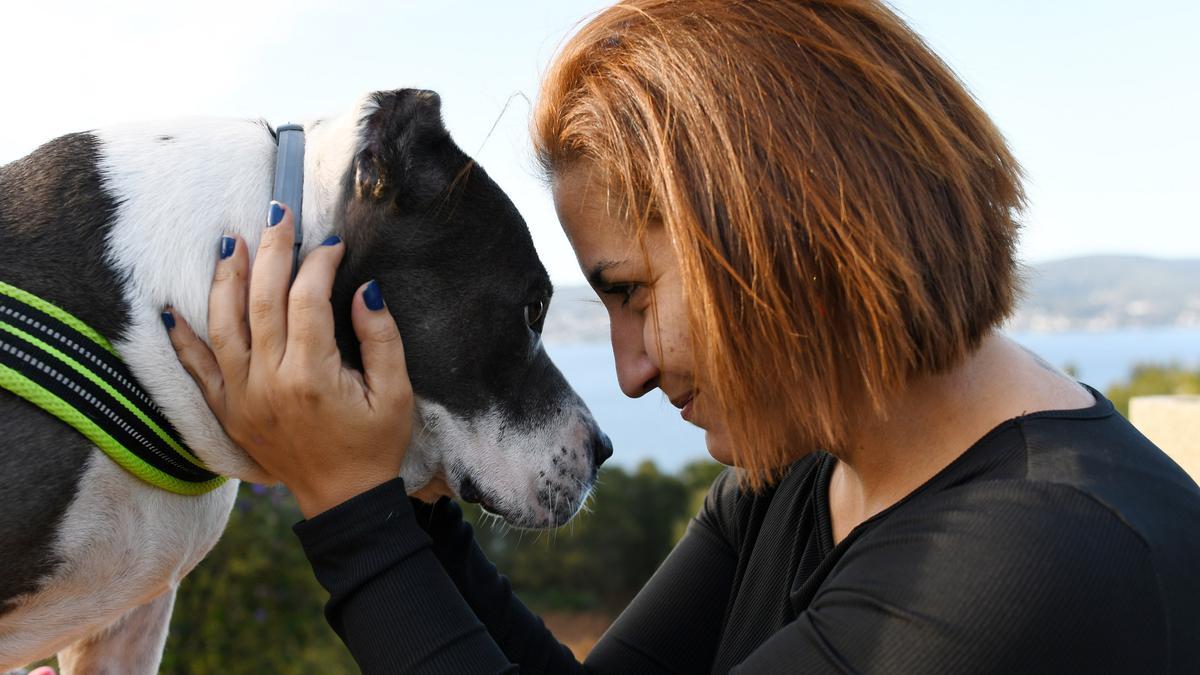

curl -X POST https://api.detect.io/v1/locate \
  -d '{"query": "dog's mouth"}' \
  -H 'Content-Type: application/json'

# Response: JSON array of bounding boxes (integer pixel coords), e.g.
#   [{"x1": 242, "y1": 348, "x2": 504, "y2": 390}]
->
[
  {"x1": 457, "y1": 475, "x2": 501, "y2": 515},
  {"x1": 451, "y1": 468, "x2": 585, "y2": 526}
]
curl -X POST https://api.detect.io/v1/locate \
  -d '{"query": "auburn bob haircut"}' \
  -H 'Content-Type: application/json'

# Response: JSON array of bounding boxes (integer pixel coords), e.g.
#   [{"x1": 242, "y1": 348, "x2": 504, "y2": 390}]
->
[{"x1": 534, "y1": 0, "x2": 1025, "y2": 489}]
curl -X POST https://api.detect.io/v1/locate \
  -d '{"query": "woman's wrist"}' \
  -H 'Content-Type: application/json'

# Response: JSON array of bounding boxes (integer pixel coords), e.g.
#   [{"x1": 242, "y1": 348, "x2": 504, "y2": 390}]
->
[
  {"x1": 291, "y1": 470, "x2": 453, "y2": 518},
  {"x1": 291, "y1": 469, "x2": 400, "y2": 519}
]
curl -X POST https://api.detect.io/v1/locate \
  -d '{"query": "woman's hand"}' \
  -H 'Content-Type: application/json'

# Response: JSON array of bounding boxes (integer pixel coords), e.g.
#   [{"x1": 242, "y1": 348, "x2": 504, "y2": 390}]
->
[{"x1": 165, "y1": 202, "x2": 413, "y2": 518}]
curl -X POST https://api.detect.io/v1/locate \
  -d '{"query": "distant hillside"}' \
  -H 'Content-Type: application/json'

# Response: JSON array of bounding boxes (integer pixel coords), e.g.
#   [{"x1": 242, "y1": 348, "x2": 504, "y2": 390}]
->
[
  {"x1": 543, "y1": 256, "x2": 1200, "y2": 344},
  {"x1": 1008, "y1": 256, "x2": 1200, "y2": 332},
  {"x1": 544, "y1": 286, "x2": 610, "y2": 345}
]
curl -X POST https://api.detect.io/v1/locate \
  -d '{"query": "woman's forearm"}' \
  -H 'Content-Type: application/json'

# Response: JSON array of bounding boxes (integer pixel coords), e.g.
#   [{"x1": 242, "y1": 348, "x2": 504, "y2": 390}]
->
[
  {"x1": 411, "y1": 496, "x2": 589, "y2": 673},
  {"x1": 414, "y1": 487, "x2": 741, "y2": 674},
  {"x1": 295, "y1": 476, "x2": 740, "y2": 674},
  {"x1": 294, "y1": 478, "x2": 518, "y2": 674}
]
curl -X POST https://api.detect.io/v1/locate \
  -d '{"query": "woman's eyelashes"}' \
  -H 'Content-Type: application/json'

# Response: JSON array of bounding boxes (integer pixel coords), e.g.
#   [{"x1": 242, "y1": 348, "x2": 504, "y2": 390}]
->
[{"x1": 600, "y1": 283, "x2": 643, "y2": 308}]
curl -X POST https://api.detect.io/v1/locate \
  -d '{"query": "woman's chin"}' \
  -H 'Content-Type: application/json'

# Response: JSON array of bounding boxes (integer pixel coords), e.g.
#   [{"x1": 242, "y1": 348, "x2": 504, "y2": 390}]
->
[{"x1": 704, "y1": 427, "x2": 736, "y2": 466}]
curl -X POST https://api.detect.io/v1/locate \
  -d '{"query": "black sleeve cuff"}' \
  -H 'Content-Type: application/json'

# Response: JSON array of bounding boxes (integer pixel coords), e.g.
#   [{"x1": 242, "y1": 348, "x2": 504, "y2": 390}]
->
[
  {"x1": 293, "y1": 477, "x2": 427, "y2": 592},
  {"x1": 292, "y1": 477, "x2": 517, "y2": 674}
]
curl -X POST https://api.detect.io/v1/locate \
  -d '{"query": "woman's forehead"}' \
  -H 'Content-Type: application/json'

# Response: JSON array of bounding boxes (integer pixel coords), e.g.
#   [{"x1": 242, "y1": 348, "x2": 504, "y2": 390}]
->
[
  {"x1": 552, "y1": 164, "x2": 615, "y2": 222},
  {"x1": 555, "y1": 168, "x2": 630, "y2": 244},
  {"x1": 551, "y1": 163, "x2": 673, "y2": 279}
]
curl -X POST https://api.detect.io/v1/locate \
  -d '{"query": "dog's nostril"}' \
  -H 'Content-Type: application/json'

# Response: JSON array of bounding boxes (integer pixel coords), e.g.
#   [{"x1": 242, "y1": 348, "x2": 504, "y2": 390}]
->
[
  {"x1": 591, "y1": 430, "x2": 614, "y2": 467},
  {"x1": 459, "y1": 476, "x2": 482, "y2": 504}
]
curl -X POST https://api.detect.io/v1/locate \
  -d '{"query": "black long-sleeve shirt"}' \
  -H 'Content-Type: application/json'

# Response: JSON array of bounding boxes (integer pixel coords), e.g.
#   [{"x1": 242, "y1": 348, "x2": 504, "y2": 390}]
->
[{"x1": 294, "y1": 387, "x2": 1200, "y2": 673}]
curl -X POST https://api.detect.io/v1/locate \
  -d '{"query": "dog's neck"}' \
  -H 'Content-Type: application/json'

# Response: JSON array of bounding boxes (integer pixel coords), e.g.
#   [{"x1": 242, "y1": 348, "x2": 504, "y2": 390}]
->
[{"x1": 92, "y1": 103, "x2": 366, "y2": 481}]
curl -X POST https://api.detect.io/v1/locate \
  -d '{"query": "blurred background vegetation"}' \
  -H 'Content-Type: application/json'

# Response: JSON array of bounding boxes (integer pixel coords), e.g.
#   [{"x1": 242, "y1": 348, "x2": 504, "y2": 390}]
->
[
  {"x1": 23, "y1": 362, "x2": 1200, "y2": 674},
  {"x1": 1106, "y1": 363, "x2": 1200, "y2": 416}
]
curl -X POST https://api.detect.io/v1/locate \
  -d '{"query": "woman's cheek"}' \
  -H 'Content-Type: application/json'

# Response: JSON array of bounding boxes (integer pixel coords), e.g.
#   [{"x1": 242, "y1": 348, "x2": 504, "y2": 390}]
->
[
  {"x1": 642, "y1": 307, "x2": 659, "y2": 363},
  {"x1": 652, "y1": 300, "x2": 693, "y2": 372}
]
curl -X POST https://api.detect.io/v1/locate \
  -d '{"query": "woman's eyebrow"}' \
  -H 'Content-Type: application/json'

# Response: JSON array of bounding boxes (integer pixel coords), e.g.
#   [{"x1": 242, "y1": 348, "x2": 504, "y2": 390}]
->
[{"x1": 586, "y1": 258, "x2": 627, "y2": 287}]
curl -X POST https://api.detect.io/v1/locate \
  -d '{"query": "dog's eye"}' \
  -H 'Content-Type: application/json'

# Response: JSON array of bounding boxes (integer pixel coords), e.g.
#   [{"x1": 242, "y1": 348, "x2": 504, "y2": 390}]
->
[{"x1": 524, "y1": 300, "x2": 546, "y2": 328}]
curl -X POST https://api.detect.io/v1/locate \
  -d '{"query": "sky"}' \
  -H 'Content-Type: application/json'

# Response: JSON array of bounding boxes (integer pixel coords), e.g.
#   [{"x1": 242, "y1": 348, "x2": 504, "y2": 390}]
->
[{"x1": 3, "y1": 0, "x2": 1197, "y2": 285}]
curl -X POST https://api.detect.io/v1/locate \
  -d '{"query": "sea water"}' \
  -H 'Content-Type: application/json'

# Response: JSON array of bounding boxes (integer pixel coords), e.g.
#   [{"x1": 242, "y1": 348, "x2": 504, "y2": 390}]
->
[{"x1": 546, "y1": 327, "x2": 1200, "y2": 473}]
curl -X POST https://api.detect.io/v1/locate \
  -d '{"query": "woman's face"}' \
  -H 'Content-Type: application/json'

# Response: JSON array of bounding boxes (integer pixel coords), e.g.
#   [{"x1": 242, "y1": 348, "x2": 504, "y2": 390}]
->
[{"x1": 553, "y1": 164, "x2": 733, "y2": 464}]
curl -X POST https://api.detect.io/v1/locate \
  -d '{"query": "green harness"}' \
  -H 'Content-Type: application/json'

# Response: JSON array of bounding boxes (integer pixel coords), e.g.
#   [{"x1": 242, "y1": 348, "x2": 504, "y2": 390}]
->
[{"x1": 0, "y1": 280, "x2": 226, "y2": 495}]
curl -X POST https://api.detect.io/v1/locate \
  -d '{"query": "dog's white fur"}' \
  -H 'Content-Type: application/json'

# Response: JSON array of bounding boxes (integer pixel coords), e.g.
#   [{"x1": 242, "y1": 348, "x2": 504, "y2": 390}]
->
[
  {"x1": 56, "y1": 586, "x2": 178, "y2": 675},
  {"x1": 0, "y1": 454, "x2": 230, "y2": 669},
  {"x1": 0, "y1": 95, "x2": 596, "y2": 672},
  {"x1": 99, "y1": 108, "x2": 362, "y2": 482},
  {"x1": 424, "y1": 400, "x2": 595, "y2": 528}
]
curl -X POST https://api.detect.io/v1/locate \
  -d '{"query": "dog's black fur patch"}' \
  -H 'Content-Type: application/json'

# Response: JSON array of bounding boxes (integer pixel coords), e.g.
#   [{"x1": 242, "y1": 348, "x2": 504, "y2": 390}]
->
[
  {"x1": 331, "y1": 89, "x2": 578, "y2": 430},
  {"x1": 0, "y1": 133, "x2": 130, "y2": 611}
]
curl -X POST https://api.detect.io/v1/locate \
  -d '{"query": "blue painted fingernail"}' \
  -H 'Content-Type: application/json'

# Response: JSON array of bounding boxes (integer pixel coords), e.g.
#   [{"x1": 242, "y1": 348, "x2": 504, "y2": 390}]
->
[
  {"x1": 364, "y1": 279, "x2": 384, "y2": 311},
  {"x1": 321, "y1": 234, "x2": 342, "y2": 246},
  {"x1": 161, "y1": 311, "x2": 175, "y2": 330},
  {"x1": 267, "y1": 201, "x2": 285, "y2": 227},
  {"x1": 219, "y1": 236, "x2": 236, "y2": 259}
]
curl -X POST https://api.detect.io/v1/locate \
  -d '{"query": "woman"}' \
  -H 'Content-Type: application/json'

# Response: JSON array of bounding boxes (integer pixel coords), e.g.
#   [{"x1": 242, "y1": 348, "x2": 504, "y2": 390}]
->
[{"x1": 165, "y1": 1, "x2": 1200, "y2": 672}]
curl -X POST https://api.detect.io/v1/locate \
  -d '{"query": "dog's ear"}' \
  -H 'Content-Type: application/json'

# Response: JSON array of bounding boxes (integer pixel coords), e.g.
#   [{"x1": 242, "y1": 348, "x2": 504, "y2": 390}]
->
[{"x1": 354, "y1": 89, "x2": 447, "y2": 200}]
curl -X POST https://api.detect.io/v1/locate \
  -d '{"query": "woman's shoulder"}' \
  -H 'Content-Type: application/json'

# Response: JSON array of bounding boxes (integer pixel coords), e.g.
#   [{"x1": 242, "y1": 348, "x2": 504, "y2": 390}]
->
[
  {"x1": 827, "y1": 477, "x2": 1174, "y2": 671},
  {"x1": 889, "y1": 396, "x2": 1200, "y2": 575},
  {"x1": 904, "y1": 386, "x2": 1200, "y2": 565},
  {"x1": 1010, "y1": 396, "x2": 1200, "y2": 569},
  {"x1": 840, "y1": 406, "x2": 1200, "y2": 672}
]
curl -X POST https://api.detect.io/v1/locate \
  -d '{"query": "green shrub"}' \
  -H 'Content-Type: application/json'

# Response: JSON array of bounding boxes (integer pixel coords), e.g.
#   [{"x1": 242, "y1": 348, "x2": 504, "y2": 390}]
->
[{"x1": 1107, "y1": 363, "x2": 1200, "y2": 416}]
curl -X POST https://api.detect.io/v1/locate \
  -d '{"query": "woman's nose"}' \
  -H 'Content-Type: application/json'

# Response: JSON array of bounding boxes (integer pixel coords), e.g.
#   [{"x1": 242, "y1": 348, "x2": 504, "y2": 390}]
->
[{"x1": 611, "y1": 317, "x2": 659, "y2": 398}]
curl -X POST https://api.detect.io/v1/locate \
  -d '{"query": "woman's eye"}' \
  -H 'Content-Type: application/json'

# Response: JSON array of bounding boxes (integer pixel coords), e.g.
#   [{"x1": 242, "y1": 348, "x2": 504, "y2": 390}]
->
[
  {"x1": 601, "y1": 284, "x2": 642, "y2": 308},
  {"x1": 524, "y1": 300, "x2": 547, "y2": 327}
]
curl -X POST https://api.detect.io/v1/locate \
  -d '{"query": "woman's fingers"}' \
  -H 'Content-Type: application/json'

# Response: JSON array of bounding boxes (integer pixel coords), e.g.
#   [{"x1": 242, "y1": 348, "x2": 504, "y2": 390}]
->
[
  {"x1": 247, "y1": 201, "x2": 296, "y2": 368},
  {"x1": 163, "y1": 213, "x2": 416, "y2": 518},
  {"x1": 411, "y1": 472, "x2": 454, "y2": 504},
  {"x1": 164, "y1": 307, "x2": 227, "y2": 419},
  {"x1": 351, "y1": 280, "x2": 411, "y2": 407},
  {"x1": 207, "y1": 233, "x2": 251, "y2": 381},
  {"x1": 285, "y1": 234, "x2": 345, "y2": 366}
]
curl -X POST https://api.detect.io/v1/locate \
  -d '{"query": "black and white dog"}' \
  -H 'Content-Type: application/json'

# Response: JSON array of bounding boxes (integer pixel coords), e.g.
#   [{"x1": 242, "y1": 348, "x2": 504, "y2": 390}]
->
[{"x1": 0, "y1": 88, "x2": 609, "y2": 673}]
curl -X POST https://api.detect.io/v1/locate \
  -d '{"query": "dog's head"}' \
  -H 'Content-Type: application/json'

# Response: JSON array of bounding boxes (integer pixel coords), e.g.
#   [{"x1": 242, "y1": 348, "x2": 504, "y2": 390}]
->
[{"x1": 326, "y1": 89, "x2": 607, "y2": 529}]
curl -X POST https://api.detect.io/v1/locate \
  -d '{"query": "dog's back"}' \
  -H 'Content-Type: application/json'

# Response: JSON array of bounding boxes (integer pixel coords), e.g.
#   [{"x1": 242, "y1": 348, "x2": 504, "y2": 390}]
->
[
  {"x1": 0, "y1": 129, "x2": 242, "y2": 672},
  {"x1": 0, "y1": 134, "x2": 131, "y2": 609}
]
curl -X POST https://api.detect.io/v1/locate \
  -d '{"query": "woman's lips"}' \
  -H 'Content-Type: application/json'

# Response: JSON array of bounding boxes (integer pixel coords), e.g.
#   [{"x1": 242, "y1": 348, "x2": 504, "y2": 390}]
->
[
  {"x1": 680, "y1": 394, "x2": 696, "y2": 423},
  {"x1": 670, "y1": 390, "x2": 698, "y2": 423}
]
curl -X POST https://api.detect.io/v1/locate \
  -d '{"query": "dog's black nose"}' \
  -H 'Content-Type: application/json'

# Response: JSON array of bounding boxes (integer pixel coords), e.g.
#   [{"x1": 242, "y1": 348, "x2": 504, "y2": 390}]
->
[{"x1": 591, "y1": 430, "x2": 614, "y2": 467}]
